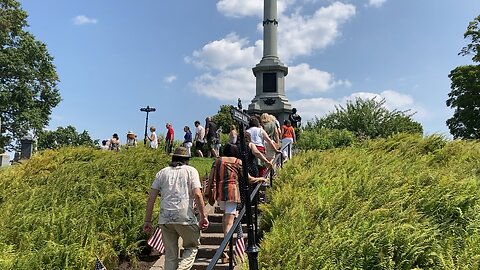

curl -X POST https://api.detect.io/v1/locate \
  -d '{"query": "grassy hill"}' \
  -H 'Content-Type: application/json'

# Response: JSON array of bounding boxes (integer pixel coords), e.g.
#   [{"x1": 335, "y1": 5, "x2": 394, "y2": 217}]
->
[
  {"x1": 0, "y1": 146, "x2": 212, "y2": 269},
  {"x1": 260, "y1": 134, "x2": 480, "y2": 269},
  {"x1": 2, "y1": 134, "x2": 480, "y2": 269}
]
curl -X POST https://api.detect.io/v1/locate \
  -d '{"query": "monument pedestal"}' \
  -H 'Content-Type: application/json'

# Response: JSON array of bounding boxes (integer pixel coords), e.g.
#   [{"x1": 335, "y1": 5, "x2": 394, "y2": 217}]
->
[{"x1": 0, "y1": 153, "x2": 10, "y2": 167}]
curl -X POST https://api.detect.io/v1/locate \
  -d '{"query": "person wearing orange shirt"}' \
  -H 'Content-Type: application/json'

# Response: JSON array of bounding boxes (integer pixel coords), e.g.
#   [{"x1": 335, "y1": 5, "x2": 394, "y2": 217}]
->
[{"x1": 281, "y1": 119, "x2": 296, "y2": 160}]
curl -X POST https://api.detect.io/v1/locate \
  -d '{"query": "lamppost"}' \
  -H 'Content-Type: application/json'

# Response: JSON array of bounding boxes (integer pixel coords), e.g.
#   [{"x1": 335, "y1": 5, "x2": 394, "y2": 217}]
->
[{"x1": 140, "y1": 106, "x2": 156, "y2": 146}]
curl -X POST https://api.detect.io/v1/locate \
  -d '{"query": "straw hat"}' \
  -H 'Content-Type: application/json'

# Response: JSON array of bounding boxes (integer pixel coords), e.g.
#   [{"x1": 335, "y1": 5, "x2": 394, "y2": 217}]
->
[
  {"x1": 127, "y1": 131, "x2": 135, "y2": 135},
  {"x1": 172, "y1": 147, "x2": 190, "y2": 158}
]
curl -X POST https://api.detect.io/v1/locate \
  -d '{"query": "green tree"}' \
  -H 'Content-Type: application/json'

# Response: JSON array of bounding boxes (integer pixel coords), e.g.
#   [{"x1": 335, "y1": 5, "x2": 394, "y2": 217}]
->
[
  {"x1": 307, "y1": 98, "x2": 423, "y2": 140},
  {"x1": 37, "y1": 125, "x2": 96, "y2": 150},
  {"x1": 212, "y1": 105, "x2": 235, "y2": 134},
  {"x1": 446, "y1": 15, "x2": 480, "y2": 139},
  {"x1": 0, "y1": 0, "x2": 61, "y2": 152}
]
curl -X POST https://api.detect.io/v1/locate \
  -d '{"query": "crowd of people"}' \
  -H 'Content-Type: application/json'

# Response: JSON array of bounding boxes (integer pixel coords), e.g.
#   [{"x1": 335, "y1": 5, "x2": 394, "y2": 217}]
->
[
  {"x1": 99, "y1": 108, "x2": 301, "y2": 162},
  {"x1": 142, "y1": 109, "x2": 301, "y2": 270}
]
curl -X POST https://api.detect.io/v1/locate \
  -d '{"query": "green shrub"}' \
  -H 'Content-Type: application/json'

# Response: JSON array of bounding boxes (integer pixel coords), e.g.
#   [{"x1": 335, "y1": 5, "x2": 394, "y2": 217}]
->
[
  {"x1": 0, "y1": 146, "x2": 210, "y2": 269},
  {"x1": 296, "y1": 128, "x2": 356, "y2": 151},
  {"x1": 260, "y1": 134, "x2": 480, "y2": 269},
  {"x1": 305, "y1": 98, "x2": 423, "y2": 140}
]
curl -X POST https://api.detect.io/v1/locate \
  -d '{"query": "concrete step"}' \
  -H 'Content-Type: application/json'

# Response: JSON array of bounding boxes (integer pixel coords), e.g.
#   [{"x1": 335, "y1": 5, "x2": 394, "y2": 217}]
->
[
  {"x1": 203, "y1": 222, "x2": 247, "y2": 234},
  {"x1": 202, "y1": 222, "x2": 224, "y2": 234},
  {"x1": 180, "y1": 244, "x2": 222, "y2": 258},
  {"x1": 200, "y1": 233, "x2": 247, "y2": 245},
  {"x1": 191, "y1": 257, "x2": 232, "y2": 270},
  {"x1": 208, "y1": 213, "x2": 223, "y2": 224},
  {"x1": 208, "y1": 213, "x2": 249, "y2": 224}
]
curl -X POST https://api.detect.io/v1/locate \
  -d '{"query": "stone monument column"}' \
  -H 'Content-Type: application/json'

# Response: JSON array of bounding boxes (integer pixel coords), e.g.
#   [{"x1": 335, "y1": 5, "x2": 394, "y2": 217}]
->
[{"x1": 248, "y1": 0, "x2": 292, "y2": 124}]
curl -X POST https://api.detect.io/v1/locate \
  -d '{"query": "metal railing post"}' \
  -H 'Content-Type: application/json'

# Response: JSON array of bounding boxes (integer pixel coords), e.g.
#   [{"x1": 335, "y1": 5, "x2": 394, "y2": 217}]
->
[
  {"x1": 229, "y1": 236, "x2": 234, "y2": 269},
  {"x1": 270, "y1": 166, "x2": 274, "y2": 189}
]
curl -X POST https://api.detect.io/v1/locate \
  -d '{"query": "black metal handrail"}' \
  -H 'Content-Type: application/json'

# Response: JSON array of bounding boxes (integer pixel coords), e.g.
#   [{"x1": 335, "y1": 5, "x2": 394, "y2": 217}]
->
[{"x1": 206, "y1": 141, "x2": 293, "y2": 270}]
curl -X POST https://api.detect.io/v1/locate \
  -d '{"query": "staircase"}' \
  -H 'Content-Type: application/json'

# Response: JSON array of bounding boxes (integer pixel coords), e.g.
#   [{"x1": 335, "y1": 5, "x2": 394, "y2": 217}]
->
[
  {"x1": 149, "y1": 142, "x2": 290, "y2": 270},
  {"x1": 148, "y1": 206, "x2": 247, "y2": 270},
  {"x1": 191, "y1": 208, "x2": 247, "y2": 270}
]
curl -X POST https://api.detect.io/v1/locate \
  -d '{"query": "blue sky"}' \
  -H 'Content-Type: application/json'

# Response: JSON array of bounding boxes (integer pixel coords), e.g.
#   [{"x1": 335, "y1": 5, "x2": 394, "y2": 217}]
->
[{"x1": 18, "y1": 0, "x2": 480, "y2": 144}]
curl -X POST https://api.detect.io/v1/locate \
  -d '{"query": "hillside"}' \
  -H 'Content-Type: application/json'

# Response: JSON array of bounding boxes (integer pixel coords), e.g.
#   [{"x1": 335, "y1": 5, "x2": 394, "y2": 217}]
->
[
  {"x1": 2, "y1": 135, "x2": 480, "y2": 269},
  {"x1": 260, "y1": 134, "x2": 480, "y2": 269},
  {"x1": 0, "y1": 146, "x2": 212, "y2": 269}
]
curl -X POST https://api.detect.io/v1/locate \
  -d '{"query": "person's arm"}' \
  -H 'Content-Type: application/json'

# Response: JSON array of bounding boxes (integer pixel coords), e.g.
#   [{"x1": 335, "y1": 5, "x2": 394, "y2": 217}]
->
[
  {"x1": 205, "y1": 125, "x2": 209, "y2": 139},
  {"x1": 273, "y1": 127, "x2": 280, "y2": 145},
  {"x1": 144, "y1": 188, "x2": 159, "y2": 234},
  {"x1": 248, "y1": 174, "x2": 267, "y2": 183},
  {"x1": 194, "y1": 129, "x2": 199, "y2": 142},
  {"x1": 261, "y1": 129, "x2": 280, "y2": 151},
  {"x1": 249, "y1": 142, "x2": 273, "y2": 168},
  {"x1": 292, "y1": 127, "x2": 297, "y2": 143},
  {"x1": 193, "y1": 187, "x2": 209, "y2": 230}
]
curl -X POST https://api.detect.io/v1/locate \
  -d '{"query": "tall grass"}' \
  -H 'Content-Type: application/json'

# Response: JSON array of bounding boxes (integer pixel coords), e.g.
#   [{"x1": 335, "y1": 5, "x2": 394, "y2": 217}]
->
[
  {"x1": 260, "y1": 134, "x2": 480, "y2": 270},
  {"x1": 0, "y1": 146, "x2": 211, "y2": 269}
]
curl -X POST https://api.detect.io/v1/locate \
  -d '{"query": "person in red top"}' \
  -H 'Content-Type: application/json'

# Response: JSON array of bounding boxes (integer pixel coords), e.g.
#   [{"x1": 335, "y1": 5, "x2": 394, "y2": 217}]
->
[
  {"x1": 165, "y1": 123, "x2": 174, "y2": 154},
  {"x1": 281, "y1": 119, "x2": 296, "y2": 160}
]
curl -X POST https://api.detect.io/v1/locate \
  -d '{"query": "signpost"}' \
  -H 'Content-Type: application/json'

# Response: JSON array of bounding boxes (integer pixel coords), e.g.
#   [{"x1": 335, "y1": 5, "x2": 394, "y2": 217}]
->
[
  {"x1": 230, "y1": 100, "x2": 259, "y2": 270},
  {"x1": 140, "y1": 106, "x2": 156, "y2": 146},
  {"x1": 231, "y1": 107, "x2": 249, "y2": 126}
]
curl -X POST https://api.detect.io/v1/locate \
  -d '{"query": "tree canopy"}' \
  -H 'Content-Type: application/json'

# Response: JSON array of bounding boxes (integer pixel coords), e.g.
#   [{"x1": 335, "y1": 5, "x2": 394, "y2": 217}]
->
[
  {"x1": 36, "y1": 125, "x2": 96, "y2": 151},
  {"x1": 446, "y1": 15, "x2": 480, "y2": 139},
  {"x1": 459, "y1": 15, "x2": 480, "y2": 62},
  {"x1": 0, "y1": 0, "x2": 61, "y2": 152},
  {"x1": 212, "y1": 104, "x2": 235, "y2": 134},
  {"x1": 306, "y1": 98, "x2": 423, "y2": 140}
]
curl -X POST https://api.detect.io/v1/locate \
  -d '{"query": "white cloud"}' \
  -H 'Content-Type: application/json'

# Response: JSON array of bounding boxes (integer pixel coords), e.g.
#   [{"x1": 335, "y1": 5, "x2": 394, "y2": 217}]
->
[
  {"x1": 291, "y1": 97, "x2": 338, "y2": 120},
  {"x1": 379, "y1": 90, "x2": 414, "y2": 108},
  {"x1": 279, "y1": 2, "x2": 356, "y2": 62},
  {"x1": 288, "y1": 63, "x2": 351, "y2": 95},
  {"x1": 367, "y1": 0, "x2": 387, "y2": 8},
  {"x1": 73, "y1": 15, "x2": 98, "y2": 25},
  {"x1": 190, "y1": 68, "x2": 255, "y2": 101},
  {"x1": 185, "y1": 33, "x2": 261, "y2": 71},
  {"x1": 292, "y1": 90, "x2": 428, "y2": 122},
  {"x1": 216, "y1": 0, "x2": 263, "y2": 18},
  {"x1": 164, "y1": 75, "x2": 177, "y2": 83},
  {"x1": 187, "y1": 2, "x2": 355, "y2": 100},
  {"x1": 207, "y1": 2, "x2": 357, "y2": 68},
  {"x1": 217, "y1": 0, "x2": 297, "y2": 18}
]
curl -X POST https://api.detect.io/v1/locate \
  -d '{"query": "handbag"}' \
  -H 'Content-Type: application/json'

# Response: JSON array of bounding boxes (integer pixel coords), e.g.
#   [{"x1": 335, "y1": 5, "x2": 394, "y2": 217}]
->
[{"x1": 206, "y1": 179, "x2": 216, "y2": 206}]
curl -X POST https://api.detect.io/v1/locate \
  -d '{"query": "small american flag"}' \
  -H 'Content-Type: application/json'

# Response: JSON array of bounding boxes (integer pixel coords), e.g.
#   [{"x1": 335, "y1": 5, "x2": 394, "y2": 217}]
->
[
  {"x1": 94, "y1": 257, "x2": 107, "y2": 270},
  {"x1": 234, "y1": 224, "x2": 246, "y2": 262},
  {"x1": 147, "y1": 227, "x2": 165, "y2": 254}
]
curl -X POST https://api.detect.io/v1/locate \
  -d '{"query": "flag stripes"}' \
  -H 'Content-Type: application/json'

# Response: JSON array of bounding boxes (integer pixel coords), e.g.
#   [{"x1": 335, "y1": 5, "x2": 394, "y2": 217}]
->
[
  {"x1": 147, "y1": 227, "x2": 165, "y2": 254},
  {"x1": 234, "y1": 224, "x2": 245, "y2": 262}
]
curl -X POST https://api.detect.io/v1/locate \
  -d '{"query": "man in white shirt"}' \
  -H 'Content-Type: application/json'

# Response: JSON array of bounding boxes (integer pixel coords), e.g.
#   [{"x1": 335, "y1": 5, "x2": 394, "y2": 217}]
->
[
  {"x1": 193, "y1": 120, "x2": 205, "y2": 157},
  {"x1": 144, "y1": 147, "x2": 209, "y2": 270}
]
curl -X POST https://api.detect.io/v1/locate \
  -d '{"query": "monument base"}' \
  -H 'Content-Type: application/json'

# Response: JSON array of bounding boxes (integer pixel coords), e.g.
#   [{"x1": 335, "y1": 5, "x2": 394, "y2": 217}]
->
[
  {"x1": 248, "y1": 95, "x2": 292, "y2": 125},
  {"x1": 0, "y1": 153, "x2": 10, "y2": 167}
]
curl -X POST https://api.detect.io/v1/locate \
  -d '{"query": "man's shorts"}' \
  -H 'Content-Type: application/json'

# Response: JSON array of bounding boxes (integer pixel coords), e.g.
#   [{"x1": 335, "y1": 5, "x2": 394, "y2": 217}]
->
[
  {"x1": 206, "y1": 138, "x2": 215, "y2": 151},
  {"x1": 195, "y1": 141, "x2": 205, "y2": 150}
]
